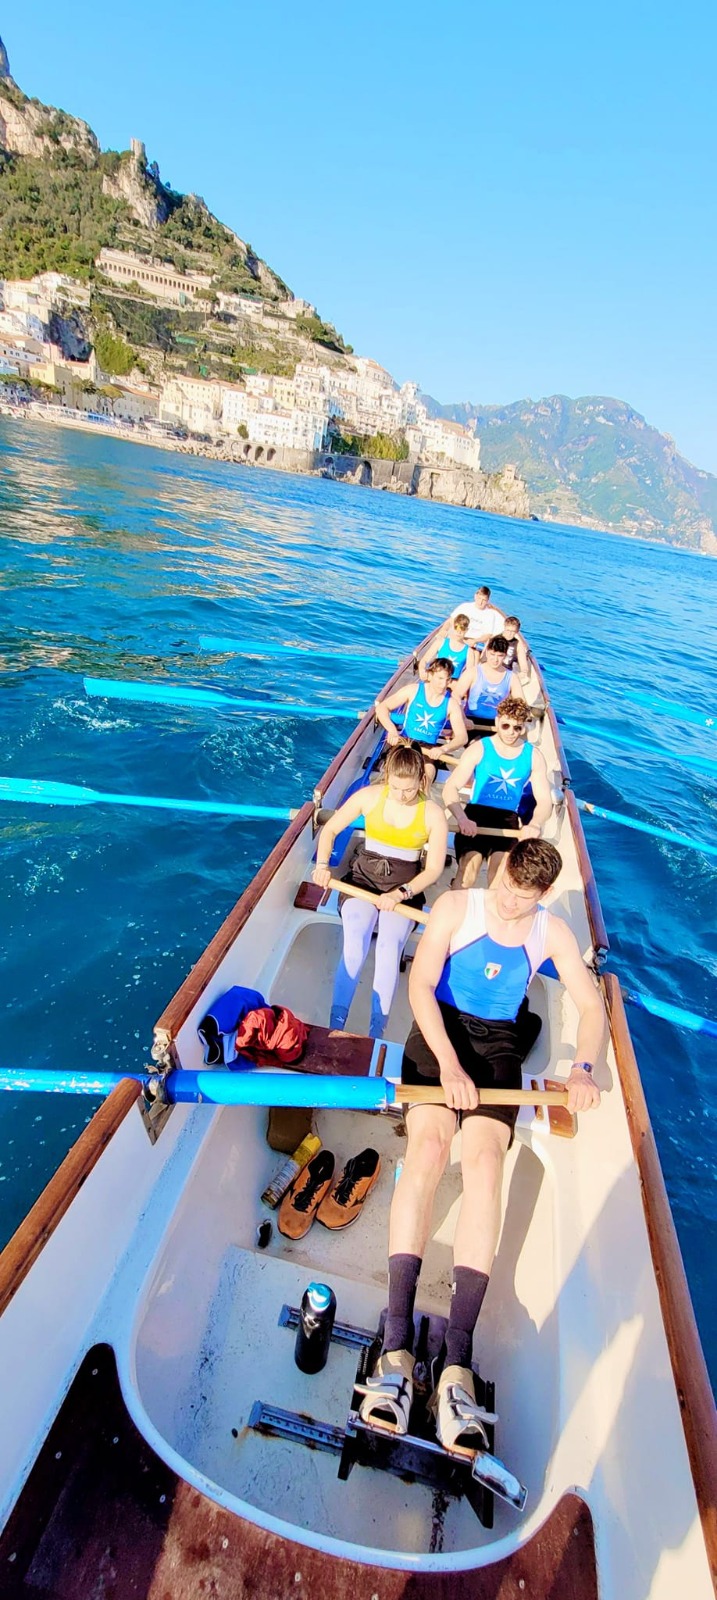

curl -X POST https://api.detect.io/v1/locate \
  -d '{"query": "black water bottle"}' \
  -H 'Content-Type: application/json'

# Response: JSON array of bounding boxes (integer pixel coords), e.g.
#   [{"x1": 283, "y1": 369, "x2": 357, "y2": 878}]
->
[{"x1": 294, "y1": 1282, "x2": 337, "y2": 1374}]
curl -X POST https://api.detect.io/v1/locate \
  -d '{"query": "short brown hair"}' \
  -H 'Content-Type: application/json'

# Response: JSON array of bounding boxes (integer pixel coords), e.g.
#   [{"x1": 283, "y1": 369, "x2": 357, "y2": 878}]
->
[
  {"x1": 486, "y1": 634, "x2": 508, "y2": 654},
  {"x1": 505, "y1": 839, "x2": 562, "y2": 892},
  {"x1": 477, "y1": 585, "x2": 491, "y2": 598},
  {"x1": 384, "y1": 743, "x2": 426, "y2": 789},
  {"x1": 495, "y1": 695, "x2": 532, "y2": 728},
  {"x1": 428, "y1": 656, "x2": 455, "y2": 678},
  {"x1": 504, "y1": 615, "x2": 520, "y2": 629}
]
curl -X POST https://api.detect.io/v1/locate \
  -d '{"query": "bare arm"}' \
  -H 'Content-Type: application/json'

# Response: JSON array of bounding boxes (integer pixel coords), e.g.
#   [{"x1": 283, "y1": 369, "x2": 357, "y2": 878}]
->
[
  {"x1": 443, "y1": 742, "x2": 483, "y2": 834},
  {"x1": 517, "y1": 636, "x2": 530, "y2": 680},
  {"x1": 375, "y1": 683, "x2": 414, "y2": 745},
  {"x1": 398, "y1": 801, "x2": 449, "y2": 898},
  {"x1": 312, "y1": 786, "x2": 378, "y2": 886},
  {"x1": 418, "y1": 631, "x2": 443, "y2": 682},
  {"x1": 408, "y1": 892, "x2": 479, "y2": 1109},
  {"x1": 518, "y1": 749, "x2": 552, "y2": 839},
  {"x1": 509, "y1": 667, "x2": 525, "y2": 701},
  {"x1": 546, "y1": 916, "x2": 606, "y2": 1111},
  {"x1": 422, "y1": 694, "x2": 467, "y2": 759}
]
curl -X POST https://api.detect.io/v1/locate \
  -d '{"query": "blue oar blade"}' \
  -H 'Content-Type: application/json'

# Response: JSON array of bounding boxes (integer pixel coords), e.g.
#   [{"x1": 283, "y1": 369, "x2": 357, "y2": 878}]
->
[
  {"x1": 576, "y1": 798, "x2": 717, "y2": 860},
  {"x1": 622, "y1": 989, "x2": 717, "y2": 1039},
  {"x1": 557, "y1": 715, "x2": 717, "y2": 776},
  {"x1": 0, "y1": 775, "x2": 100, "y2": 807},
  {"x1": 199, "y1": 635, "x2": 400, "y2": 667},
  {"x1": 541, "y1": 662, "x2": 715, "y2": 732},
  {"x1": 84, "y1": 677, "x2": 362, "y2": 720},
  {"x1": 0, "y1": 774, "x2": 296, "y2": 822}
]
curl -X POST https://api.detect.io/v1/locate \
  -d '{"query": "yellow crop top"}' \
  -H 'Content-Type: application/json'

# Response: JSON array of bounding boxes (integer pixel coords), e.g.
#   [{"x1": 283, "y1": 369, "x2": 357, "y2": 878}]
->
[{"x1": 364, "y1": 786, "x2": 429, "y2": 852}]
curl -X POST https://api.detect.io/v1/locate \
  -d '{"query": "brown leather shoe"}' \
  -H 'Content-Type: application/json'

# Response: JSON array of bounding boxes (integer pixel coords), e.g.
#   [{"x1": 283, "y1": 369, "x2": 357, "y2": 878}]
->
[
  {"x1": 278, "y1": 1149, "x2": 335, "y2": 1239},
  {"x1": 317, "y1": 1148, "x2": 381, "y2": 1229}
]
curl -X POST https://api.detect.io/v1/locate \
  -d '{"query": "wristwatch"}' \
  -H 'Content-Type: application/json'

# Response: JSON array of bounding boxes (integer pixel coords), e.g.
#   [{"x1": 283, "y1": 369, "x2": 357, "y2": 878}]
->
[{"x1": 571, "y1": 1060, "x2": 594, "y2": 1076}]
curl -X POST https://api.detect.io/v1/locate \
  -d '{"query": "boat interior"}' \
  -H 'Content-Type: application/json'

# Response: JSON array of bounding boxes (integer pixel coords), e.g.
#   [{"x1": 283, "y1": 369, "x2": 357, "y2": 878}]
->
[{"x1": 127, "y1": 694, "x2": 610, "y2": 1561}]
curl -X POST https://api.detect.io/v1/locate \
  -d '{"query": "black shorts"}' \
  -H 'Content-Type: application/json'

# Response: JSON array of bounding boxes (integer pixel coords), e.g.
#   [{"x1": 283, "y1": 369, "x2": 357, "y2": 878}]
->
[
  {"x1": 453, "y1": 803, "x2": 520, "y2": 860},
  {"x1": 401, "y1": 999, "x2": 541, "y2": 1142}
]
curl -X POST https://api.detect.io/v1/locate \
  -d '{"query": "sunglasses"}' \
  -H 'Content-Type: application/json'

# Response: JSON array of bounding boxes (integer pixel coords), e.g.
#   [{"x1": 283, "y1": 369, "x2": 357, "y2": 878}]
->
[{"x1": 497, "y1": 718, "x2": 526, "y2": 732}]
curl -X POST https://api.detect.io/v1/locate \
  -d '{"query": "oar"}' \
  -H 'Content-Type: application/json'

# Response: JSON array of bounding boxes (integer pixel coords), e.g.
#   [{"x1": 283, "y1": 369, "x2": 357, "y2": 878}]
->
[
  {"x1": 199, "y1": 636, "x2": 404, "y2": 667},
  {"x1": 84, "y1": 677, "x2": 364, "y2": 720},
  {"x1": 540, "y1": 662, "x2": 715, "y2": 732},
  {"x1": 576, "y1": 798, "x2": 717, "y2": 860},
  {"x1": 0, "y1": 775, "x2": 300, "y2": 822},
  {"x1": 556, "y1": 714, "x2": 717, "y2": 777},
  {"x1": 621, "y1": 990, "x2": 717, "y2": 1039},
  {"x1": 0, "y1": 1065, "x2": 568, "y2": 1108}
]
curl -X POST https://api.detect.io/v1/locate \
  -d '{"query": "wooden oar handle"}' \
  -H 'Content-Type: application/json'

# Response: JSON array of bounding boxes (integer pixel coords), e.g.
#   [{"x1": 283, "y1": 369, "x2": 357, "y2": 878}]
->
[
  {"x1": 398, "y1": 1083, "x2": 568, "y2": 1107},
  {"x1": 327, "y1": 876, "x2": 429, "y2": 924}
]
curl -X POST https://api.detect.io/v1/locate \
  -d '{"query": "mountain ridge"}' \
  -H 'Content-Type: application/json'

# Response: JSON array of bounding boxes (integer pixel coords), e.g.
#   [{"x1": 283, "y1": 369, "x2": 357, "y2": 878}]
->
[{"x1": 421, "y1": 392, "x2": 717, "y2": 552}]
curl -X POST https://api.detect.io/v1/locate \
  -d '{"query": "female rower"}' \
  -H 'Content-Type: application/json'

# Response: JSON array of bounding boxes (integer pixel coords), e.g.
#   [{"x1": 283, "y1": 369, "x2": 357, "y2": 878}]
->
[
  {"x1": 443, "y1": 696, "x2": 552, "y2": 887},
  {"x1": 375, "y1": 658, "x2": 467, "y2": 783},
  {"x1": 418, "y1": 613, "x2": 471, "y2": 682},
  {"x1": 460, "y1": 634, "x2": 524, "y2": 734},
  {"x1": 313, "y1": 745, "x2": 449, "y2": 1039}
]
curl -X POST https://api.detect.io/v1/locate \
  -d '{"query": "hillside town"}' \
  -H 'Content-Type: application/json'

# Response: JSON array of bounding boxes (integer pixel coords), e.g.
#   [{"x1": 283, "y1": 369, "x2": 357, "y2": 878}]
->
[{"x1": 0, "y1": 255, "x2": 482, "y2": 471}]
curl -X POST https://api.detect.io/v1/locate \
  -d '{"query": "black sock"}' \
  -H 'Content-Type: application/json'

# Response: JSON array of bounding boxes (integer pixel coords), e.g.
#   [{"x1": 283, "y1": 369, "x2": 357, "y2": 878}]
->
[
  {"x1": 444, "y1": 1266, "x2": 489, "y2": 1370},
  {"x1": 382, "y1": 1253, "x2": 422, "y2": 1355}
]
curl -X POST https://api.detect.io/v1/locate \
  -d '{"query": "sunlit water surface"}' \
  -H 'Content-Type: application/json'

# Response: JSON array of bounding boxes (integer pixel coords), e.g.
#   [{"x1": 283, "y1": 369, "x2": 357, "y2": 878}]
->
[{"x1": 1, "y1": 417, "x2": 715, "y2": 1387}]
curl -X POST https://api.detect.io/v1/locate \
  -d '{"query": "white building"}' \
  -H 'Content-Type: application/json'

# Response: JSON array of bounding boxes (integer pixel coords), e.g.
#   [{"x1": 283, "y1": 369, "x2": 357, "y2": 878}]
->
[
  {"x1": 247, "y1": 408, "x2": 327, "y2": 452},
  {"x1": 220, "y1": 385, "x2": 259, "y2": 430},
  {"x1": 406, "y1": 416, "x2": 481, "y2": 471},
  {"x1": 96, "y1": 249, "x2": 213, "y2": 306},
  {"x1": 159, "y1": 376, "x2": 223, "y2": 434}
]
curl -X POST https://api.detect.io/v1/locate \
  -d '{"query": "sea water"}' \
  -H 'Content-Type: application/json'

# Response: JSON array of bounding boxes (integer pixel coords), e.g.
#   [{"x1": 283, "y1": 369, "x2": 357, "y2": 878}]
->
[{"x1": 0, "y1": 417, "x2": 715, "y2": 1389}]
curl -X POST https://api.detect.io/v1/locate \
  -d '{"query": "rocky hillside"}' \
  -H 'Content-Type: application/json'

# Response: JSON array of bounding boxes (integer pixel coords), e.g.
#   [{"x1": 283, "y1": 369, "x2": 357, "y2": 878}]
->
[{"x1": 422, "y1": 393, "x2": 717, "y2": 553}]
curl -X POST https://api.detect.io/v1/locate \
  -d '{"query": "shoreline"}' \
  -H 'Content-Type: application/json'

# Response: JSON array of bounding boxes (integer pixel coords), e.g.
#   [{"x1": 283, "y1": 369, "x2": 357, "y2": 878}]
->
[{"x1": 0, "y1": 401, "x2": 711, "y2": 556}]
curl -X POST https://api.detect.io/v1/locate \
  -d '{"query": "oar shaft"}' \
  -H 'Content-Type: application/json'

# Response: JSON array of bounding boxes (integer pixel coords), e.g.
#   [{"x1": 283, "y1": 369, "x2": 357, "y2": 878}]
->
[
  {"x1": 327, "y1": 876, "x2": 430, "y2": 924},
  {"x1": 576, "y1": 798, "x2": 717, "y2": 859},
  {"x1": 84, "y1": 678, "x2": 363, "y2": 721},
  {"x1": 398, "y1": 1084, "x2": 568, "y2": 1107},
  {"x1": 0, "y1": 775, "x2": 296, "y2": 823},
  {"x1": 541, "y1": 662, "x2": 715, "y2": 732},
  {"x1": 557, "y1": 714, "x2": 717, "y2": 776},
  {"x1": 622, "y1": 989, "x2": 717, "y2": 1039}
]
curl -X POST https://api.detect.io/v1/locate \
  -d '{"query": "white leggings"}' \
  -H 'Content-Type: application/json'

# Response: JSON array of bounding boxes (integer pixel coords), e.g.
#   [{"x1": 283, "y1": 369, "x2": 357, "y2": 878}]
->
[{"x1": 332, "y1": 898, "x2": 414, "y2": 1031}]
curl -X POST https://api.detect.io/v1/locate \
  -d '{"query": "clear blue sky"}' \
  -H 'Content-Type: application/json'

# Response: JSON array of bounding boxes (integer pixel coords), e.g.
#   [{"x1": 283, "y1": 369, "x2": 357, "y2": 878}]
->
[{"x1": 6, "y1": 3, "x2": 717, "y2": 469}]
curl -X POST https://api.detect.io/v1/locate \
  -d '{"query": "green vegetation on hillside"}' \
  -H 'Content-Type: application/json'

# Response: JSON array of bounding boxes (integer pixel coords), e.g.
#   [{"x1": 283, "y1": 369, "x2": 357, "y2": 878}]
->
[
  {"x1": 0, "y1": 148, "x2": 128, "y2": 279},
  {"x1": 92, "y1": 325, "x2": 136, "y2": 376},
  {"x1": 331, "y1": 428, "x2": 408, "y2": 460},
  {"x1": 295, "y1": 313, "x2": 352, "y2": 354}
]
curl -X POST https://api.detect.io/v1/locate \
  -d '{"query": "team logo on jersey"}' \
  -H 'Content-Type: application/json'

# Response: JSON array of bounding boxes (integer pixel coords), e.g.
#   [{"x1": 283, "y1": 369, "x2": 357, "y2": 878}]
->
[{"x1": 484, "y1": 962, "x2": 502, "y2": 980}]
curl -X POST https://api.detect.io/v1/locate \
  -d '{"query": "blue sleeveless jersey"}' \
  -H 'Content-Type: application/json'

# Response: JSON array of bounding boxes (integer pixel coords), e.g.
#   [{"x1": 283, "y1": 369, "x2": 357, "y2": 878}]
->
[
  {"x1": 434, "y1": 893, "x2": 548, "y2": 1022},
  {"x1": 436, "y1": 635, "x2": 469, "y2": 676},
  {"x1": 471, "y1": 737, "x2": 533, "y2": 809},
  {"x1": 467, "y1": 665, "x2": 513, "y2": 719},
  {"x1": 402, "y1": 682, "x2": 451, "y2": 743}
]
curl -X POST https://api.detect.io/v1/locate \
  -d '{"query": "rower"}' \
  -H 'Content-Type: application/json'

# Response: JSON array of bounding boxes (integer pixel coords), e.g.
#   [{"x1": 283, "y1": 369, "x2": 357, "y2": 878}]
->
[
  {"x1": 443, "y1": 696, "x2": 552, "y2": 888},
  {"x1": 461, "y1": 635, "x2": 525, "y2": 735},
  {"x1": 495, "y1": 616, "x2": 530, "y2": 682},
  {"x1": 358, "y1": 838, "x2": 604, "y2": 1447},
  {"x1": 375, "y1": 658, "x2": 467, "y2": 785},
  {"x1": 447, "y1": 585, "x2": 504, "y2": 647},
  {"x1": 312, "y1": 746, "x2": 448, "y2": 1039},
  {"x1": 418, "y1": 613, "x2": 471, "y2": 682}
]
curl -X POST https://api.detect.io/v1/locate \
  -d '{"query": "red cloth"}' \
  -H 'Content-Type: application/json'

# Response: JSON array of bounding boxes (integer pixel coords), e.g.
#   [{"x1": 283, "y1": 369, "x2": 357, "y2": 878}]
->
[{"x1": 234, "y1": 1005, "x2": 309, "y2": 1066}]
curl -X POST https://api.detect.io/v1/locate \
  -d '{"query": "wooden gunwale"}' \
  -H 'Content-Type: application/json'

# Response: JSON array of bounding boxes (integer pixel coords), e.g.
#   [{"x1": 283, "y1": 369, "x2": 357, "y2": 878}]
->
[
  {"x1": 531, "y1": 657, "x2": 572, "y2": 782},
  {"x1": 563, "y1": 788, "x2": 610, "y2": 956},
  {"x1": 602, "y1": 972, "x2": 717, "y2": 1594},
  {"x1": 0, "y1": 1079, "x2": 141, "y2": 1320},
  {"x1": 0, "y1": 635, "x2": 431, "y2": 1317}
]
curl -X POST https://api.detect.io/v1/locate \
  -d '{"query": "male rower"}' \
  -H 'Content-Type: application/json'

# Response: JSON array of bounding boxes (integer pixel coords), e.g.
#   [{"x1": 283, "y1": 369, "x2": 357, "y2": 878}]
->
[
  {"x1": 458, "y1": 635, "x2": 525, "y2": 730},
  {"x1": 358, "y1": 837, "x2": 604, "y2": 1448},
  {"x1": 375, "y1": 658, "x2": 467, "y2": 785},
  {"x1": 495, "y1": 616, "x2": 530, "y2": 682},
  {"x1": 444, "y1": 696, "x2": 551, "y2": 887},
  {"x1": 448, "y1": 585, "x2": 504, "y2": 647},
  {"x1": 418, "y1": 613, "x2": 471, "y2": 682}
]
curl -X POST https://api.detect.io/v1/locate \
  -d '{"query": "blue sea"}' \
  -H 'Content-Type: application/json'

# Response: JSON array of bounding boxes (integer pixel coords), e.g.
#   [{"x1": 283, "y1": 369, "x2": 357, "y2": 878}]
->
[{"x1": 1, "y1": 417, "x2": 715, "y2": 1386}]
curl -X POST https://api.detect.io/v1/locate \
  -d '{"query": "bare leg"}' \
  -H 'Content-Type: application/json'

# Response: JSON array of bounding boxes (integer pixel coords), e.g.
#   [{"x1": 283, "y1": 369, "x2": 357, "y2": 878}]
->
[
  {"x1": 388, "y1": 1103, "x2": 456, "y2": 1257},
  {"x1": 487, "y1": 851, "x2": 506, "y2": 885},
  {"x1": 454, "y1": 849, "x2": 484, "y2": 889},
  {"x1": 453, "y1": 1116, "x2": 510, "y2": 1274}
]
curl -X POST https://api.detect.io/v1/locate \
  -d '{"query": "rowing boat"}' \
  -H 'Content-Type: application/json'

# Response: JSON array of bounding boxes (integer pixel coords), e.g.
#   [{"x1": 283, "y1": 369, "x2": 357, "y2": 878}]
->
[{"x1": 1, "y1": 628, "x2": 716, "y2": 1599}]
